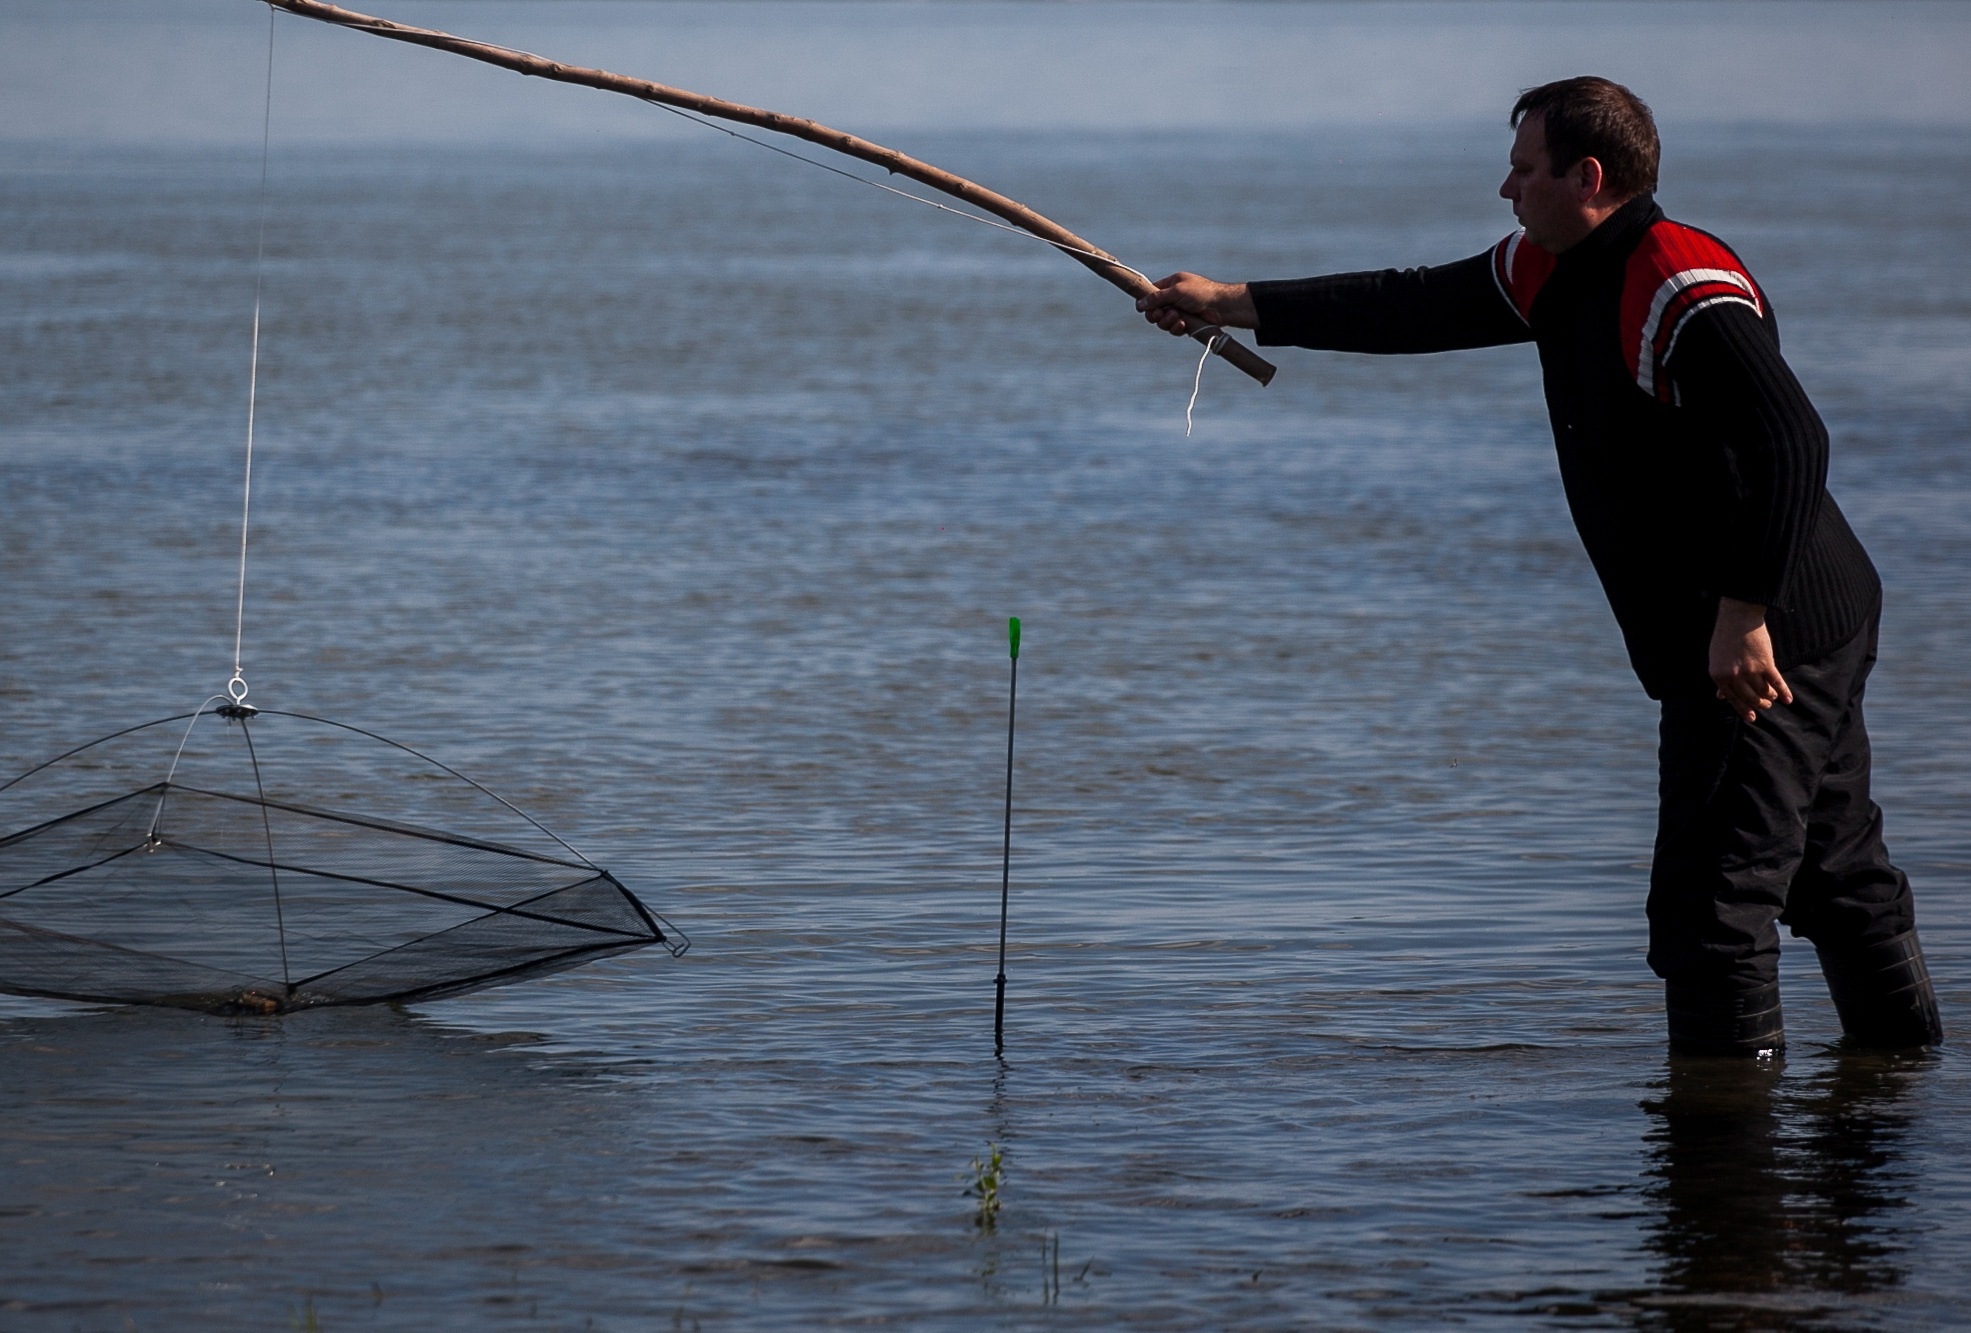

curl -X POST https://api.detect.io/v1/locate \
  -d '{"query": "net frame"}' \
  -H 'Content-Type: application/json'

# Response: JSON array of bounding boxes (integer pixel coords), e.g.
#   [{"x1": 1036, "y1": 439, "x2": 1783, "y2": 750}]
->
[{"x1": 0, "y1": 703, "x2": 687, "y2": 1015}]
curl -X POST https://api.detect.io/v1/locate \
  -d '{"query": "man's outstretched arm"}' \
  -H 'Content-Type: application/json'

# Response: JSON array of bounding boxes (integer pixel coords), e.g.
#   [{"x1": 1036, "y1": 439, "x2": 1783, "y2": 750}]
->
[{"x1": 1137, "y1": 252, "x2": 1534, "y2": 355}]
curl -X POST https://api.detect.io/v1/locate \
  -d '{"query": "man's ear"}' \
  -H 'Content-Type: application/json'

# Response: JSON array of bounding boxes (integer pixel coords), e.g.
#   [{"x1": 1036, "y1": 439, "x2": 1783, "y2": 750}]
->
[{"x1": 1573, "y1": 155, "x2": 1608, "y2": 204}]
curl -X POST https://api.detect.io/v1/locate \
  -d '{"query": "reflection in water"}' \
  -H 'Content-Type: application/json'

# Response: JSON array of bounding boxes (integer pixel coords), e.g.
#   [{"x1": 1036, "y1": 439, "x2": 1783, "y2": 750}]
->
[{"x1": 1640, "y1": 1051, "x2": 1930, "y2": 1328}]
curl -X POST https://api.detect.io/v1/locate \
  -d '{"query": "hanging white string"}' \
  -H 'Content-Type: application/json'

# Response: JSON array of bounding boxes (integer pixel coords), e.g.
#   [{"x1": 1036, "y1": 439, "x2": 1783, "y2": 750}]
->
[
  {"x1": 1185, "y1": 330, "x2": 1227, "y2": 437},
  {"x1": 231, "y1": 7, "x2": 278, "y2": 706}
]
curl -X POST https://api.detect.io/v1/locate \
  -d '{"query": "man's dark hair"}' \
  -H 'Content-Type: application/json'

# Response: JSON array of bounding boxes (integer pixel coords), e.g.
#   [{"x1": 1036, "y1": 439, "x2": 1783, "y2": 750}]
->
[{"x1": 1510, "y1": 77, "x2": 1659, "y2": 200}]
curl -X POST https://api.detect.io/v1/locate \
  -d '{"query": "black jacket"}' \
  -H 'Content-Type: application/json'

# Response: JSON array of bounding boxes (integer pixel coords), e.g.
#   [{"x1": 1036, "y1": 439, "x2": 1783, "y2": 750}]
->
[{"x1": 1249, "y1": 194, "x2": 1879, "y2": 698}]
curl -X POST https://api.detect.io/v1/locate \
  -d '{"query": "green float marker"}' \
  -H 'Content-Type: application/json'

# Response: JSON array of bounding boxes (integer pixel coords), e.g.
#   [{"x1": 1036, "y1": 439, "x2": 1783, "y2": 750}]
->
[{"x1": 995, "y1": 617, "x2": 1020, "y2": 1057}]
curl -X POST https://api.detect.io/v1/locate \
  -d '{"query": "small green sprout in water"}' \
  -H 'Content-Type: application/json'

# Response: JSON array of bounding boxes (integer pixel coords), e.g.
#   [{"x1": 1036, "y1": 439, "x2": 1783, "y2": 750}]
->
[
  {"x1": 290, "y1": 1298, "x2": 322, "y2": 1332},
  {"x1": 961, "y1": 1142, "x2": 1004, "y2": 1230}
]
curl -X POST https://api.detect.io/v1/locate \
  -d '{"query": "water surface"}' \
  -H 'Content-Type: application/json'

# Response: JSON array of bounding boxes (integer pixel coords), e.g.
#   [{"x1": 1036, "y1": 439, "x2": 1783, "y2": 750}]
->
[{"x1": 3, "y1": 5, "x2": 1971, "y2": 1330}]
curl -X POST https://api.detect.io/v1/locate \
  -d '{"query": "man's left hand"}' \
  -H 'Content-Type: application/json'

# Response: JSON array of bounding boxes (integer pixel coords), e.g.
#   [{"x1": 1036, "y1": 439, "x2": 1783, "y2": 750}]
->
[
  {"x1": 1710, "y1": 597, "x2": 1793, "y2": 723},
  {"x1": 1135, "y1": 273, "x2": 1257, "y2": 337}
]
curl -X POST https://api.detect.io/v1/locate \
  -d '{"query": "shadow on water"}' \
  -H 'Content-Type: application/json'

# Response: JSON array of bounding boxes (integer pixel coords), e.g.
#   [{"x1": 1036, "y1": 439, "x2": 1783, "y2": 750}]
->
[{"x1": 1635, "y1": 1050, "x2": 1932, "y2": 1331}]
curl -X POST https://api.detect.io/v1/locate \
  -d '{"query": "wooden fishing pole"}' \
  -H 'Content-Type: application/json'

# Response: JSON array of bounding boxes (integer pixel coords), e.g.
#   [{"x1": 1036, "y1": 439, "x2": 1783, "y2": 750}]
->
[{"x1": 260, "y1": 0, "x2": 1278, "y2": 387}]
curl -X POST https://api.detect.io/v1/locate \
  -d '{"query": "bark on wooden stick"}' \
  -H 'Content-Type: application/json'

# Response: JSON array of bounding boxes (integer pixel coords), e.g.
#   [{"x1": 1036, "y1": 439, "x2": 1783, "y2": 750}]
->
[{"x1": 261, "y1": 0, "x2": 1277, "y2": 387}]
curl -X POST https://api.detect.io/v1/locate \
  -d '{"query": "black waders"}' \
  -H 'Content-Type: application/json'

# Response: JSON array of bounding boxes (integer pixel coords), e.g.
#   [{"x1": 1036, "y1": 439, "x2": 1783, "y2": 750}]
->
[
  {"x1": 1650, "y1": 615, "x2": 1941, "y2": 1056},
  {"x1": 1816, "y1": 929, "x2": 1944, "y2": 1048}
]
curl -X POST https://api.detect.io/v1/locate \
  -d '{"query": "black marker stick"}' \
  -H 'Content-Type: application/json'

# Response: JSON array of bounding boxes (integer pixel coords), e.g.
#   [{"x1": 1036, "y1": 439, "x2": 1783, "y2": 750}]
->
[{"x1": 994, "y1": 616, "x2": 1020, "y2": 1057}]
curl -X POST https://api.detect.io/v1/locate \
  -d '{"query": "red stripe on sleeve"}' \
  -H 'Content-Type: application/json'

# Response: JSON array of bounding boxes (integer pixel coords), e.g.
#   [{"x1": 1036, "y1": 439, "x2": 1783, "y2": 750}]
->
[
  {"x1": 1491, "y1": 231, "x2": 1555, "y2": 325},
  {"x1": 1623, "y1": 221, "x2": 1767, "y2": 400}
]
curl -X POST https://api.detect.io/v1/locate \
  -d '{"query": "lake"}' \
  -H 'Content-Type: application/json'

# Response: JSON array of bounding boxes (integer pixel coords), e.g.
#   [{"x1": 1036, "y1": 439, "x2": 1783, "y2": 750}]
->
[{"x1": 3, "y1": 2, "x2": 1969, "y2": 1328}]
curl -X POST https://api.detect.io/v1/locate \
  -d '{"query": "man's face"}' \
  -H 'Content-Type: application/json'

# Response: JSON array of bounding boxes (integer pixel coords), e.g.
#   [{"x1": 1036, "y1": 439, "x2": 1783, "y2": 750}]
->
[{"x1": 1499, "y1": 116, "x2": 1592, "y2": 252}]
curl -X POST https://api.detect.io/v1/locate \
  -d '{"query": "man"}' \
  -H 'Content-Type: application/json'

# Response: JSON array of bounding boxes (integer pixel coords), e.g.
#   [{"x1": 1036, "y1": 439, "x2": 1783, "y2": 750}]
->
[{"x1": 1139, "y1": 77, "x2": 1941, "y2": 1056}]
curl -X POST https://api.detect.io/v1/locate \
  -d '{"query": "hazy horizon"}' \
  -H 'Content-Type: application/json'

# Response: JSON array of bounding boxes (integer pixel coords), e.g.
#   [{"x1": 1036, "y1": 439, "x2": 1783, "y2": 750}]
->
[{"x1": 5, "y1": 1, "x2": 1968, "y2": 148}]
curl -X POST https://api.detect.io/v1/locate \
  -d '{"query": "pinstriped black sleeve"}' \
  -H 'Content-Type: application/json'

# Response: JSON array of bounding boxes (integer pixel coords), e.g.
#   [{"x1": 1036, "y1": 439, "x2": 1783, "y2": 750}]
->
[
  {"x1": 1249, "y1": 251, "x2": 1531, "y2": 353},
  {"x1": 1667, "y1": 302, "x2": 1827, "y2": 610}
]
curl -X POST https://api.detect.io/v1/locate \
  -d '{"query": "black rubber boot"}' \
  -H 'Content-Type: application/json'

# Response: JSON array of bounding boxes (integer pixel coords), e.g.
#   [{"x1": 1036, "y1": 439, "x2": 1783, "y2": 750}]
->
[
  {"x1": 1665, "y1": 978, "x2": 1785, "y2": 1057},
  {"x1": 1816, "y1": 930, "x2": 1944, "y2": 1048}
]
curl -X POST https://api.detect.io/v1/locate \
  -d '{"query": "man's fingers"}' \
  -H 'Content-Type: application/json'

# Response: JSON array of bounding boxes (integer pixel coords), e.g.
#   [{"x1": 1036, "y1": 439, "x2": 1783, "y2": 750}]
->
[
  {"x1": 1135, "y1": 273, "x2": 1245, "y2": 336},
  {"x1": 1753, "y1": 668, "x2": 1790, "y2": 708},
  {"x1": 1715, "y1": 667, "x2": 1790, "y2": 724},
  {"x1": 1718, "y1": 685, "x2": 1761, "y2": 723},
  {"x1": 1145, "y1": 303, "x2": 1200, "y2": 335},
  {"x1": 1137, "y1": 275, "x2": 1187, "y2": 310}
]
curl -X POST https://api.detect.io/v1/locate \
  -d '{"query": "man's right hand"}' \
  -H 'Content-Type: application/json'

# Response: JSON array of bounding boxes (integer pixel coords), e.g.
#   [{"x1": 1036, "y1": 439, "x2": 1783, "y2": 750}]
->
[
  {"x1": 1710, "y1": 597, "x2": 1793, "y2": 724},
  {"x1": 1135, "y1": 273, "x2": 1258, "y2": 337}
]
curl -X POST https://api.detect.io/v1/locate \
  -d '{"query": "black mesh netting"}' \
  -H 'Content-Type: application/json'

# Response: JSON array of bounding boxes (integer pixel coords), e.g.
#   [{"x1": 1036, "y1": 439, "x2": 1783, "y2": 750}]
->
[{"x1": 0, "y1": 706, "x2": 685, "y2": 1014}]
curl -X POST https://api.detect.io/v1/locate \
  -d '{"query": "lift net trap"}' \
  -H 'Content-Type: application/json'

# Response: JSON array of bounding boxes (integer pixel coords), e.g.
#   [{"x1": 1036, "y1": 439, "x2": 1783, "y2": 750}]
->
[
  {"x1": 0, "y1": 707, "x2": 685, "y2": 1014},
  {"x1": 0, "y1": 9, "x2": 689, "y2": 1016}
]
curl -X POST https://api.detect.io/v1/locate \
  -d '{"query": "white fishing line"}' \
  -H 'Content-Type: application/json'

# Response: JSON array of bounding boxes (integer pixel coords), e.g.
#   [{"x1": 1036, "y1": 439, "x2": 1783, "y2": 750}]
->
[
  {"x1": 646, "y1": 100, "x2": 1153, "y2": 285},
  {"x1": 232, "y1": 5, "x2": 278, "y2": 705},
  {"x1": 281, "y1": 9, "x2": 1228, "y2": 432},
  {"x1": 319, "y1": 15, "x2": 1152, "y2": 283}
]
